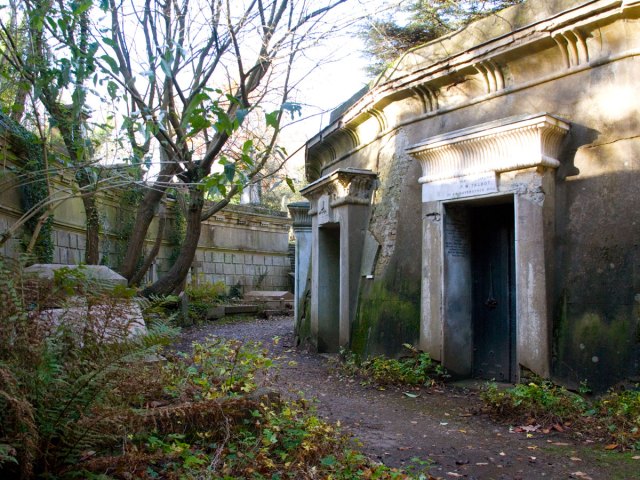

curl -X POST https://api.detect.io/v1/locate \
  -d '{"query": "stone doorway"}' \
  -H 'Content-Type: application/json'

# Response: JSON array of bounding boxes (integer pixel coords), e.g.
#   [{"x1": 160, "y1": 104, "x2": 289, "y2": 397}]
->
[
  {"x1": 408, "y1": 114, "x2": 570, "y2": 380},
  {"x1": 317, "y1": 225, "x2": 340, "y2": 352},
  {"x1": 470, "y1": 202, "x2": 516, "y2": 382},
  {"x1": 300, "y1": 168, "x2": 377, "y2": 353},
  {"x1": 442, "y1": 198, "x2": 517, "y2": 381}
]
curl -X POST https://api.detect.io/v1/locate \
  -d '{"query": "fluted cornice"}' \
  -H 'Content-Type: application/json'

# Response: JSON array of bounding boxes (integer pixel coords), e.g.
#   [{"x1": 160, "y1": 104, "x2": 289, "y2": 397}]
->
[{"x1": 406, "y1": 113, "x2": 570, "y2": 184}]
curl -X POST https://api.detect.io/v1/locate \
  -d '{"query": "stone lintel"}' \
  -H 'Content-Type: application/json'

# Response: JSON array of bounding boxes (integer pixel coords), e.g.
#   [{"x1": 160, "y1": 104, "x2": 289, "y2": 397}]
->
[
  {"x1": 406, "y1": 113, "x2": 570, "y2": 185},
  {"x1": 301, "y1": 168, "x2": 377, "y2": 215},
  {"x1": 287, "y1": 202, "x2": 312, "y2": 230}
]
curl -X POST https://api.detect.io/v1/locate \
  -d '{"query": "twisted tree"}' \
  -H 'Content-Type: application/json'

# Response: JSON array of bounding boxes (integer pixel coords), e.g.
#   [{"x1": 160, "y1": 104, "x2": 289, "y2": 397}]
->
[{"x1": 100, "y1": 0, "x2": 348, "y2": 294}]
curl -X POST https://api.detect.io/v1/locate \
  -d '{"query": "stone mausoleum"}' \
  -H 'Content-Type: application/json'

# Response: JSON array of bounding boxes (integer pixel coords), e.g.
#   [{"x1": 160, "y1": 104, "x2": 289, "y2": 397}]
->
[{"x1": 292, "y1": 0, "x2": 640, "y2": 391}]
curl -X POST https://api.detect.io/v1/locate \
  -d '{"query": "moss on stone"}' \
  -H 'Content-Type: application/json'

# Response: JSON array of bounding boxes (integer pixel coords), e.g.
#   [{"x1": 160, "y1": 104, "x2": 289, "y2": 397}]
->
[
  {"x1": 351, "y1": 279, "x2": 420, "y2": 357},
  {"x1": 294, "y1": 255, "x2": 313, "y2": 348},
  {"x1": 295, "y1": 286, "x2": 312, "y2": 347}
]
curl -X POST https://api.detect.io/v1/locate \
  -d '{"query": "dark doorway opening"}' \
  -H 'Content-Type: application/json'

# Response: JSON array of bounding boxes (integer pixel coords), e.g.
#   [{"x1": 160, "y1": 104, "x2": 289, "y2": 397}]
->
[
  {"x1": 470, "y1": 202, "x2": 516, "y2": 382},
  {"x1": 317, "y1": 226, "x2": 340, "y2": 352}
]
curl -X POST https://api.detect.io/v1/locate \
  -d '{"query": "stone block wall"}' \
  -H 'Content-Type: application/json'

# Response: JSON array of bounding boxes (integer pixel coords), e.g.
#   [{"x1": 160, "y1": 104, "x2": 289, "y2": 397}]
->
[{"x1": 0, "y1": 140, "x2": 291, "y2": 293}]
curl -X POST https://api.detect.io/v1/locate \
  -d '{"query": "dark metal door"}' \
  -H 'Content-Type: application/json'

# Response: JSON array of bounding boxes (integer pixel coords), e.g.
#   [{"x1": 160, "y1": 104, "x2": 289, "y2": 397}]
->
[{"x1": 471, "y1": 203, "x2": 516, "y2": 381}]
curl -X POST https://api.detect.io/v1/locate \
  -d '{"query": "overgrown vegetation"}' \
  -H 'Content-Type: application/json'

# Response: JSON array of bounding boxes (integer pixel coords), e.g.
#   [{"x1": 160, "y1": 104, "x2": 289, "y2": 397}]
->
[
  {"x1": 481, "y1": 380, "x2": 588, "y2": 426},
  {"x1": 481, "y1": 379, "x2": 640, "y2": 450},
  {"x1": 595, "y1": 389, "x2": 640, "y2": 450},
  {"x1": 0, "y1": 112, "x2": 53, "y2": 263},
  {"x1": 337, "y1": 344, "x2": 448, "y2": 387},
  {"x1": 0, "y1": 260, "x2": 423, "y2": 478},
  {"x1": 0, "y1": 260, "x2": 178, "y2": 478},
  {"x1": 184, "y1": 280, "x2": 227, "y2": 324}
]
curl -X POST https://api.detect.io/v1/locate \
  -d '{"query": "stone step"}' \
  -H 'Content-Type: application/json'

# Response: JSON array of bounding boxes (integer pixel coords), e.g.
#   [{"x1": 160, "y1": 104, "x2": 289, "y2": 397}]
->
[
  {"x1": 261, "y1": 309, "x2": 292, "y2": 319},
  {"x1": 223, "y1": 304, "x2": 259, "y2": 315},
  {"x1": 244, "y1": 290, "x2": 293, "y2": 301}
]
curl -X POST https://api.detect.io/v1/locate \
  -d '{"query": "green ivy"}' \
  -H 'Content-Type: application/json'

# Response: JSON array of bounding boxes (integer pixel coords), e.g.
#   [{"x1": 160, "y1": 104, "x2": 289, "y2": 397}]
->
[
  {"x1": 112, "y1": 185, "x2": 144, "y2": 269},
  {"x1": 167, "y1": 193, "x2": 186, "y2": 268},
  {"x1": 0, "y1": 112, "x2": 54, "y2": 263}
]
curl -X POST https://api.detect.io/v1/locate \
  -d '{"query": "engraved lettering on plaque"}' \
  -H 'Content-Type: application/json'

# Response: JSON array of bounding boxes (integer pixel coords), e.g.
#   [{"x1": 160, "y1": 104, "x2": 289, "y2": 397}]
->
[
  {"x1": 423, "y1": 172, "x2": 498, "y2": 202},
  {"x1": 444, "y1": 208, "x2": 470, "y2": 258}
]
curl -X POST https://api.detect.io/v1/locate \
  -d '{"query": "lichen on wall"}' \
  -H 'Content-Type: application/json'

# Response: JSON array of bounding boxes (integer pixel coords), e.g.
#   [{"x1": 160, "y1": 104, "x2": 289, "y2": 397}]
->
[{"x1": 367, "y1": 130, "x2": 415, "y2": 277}]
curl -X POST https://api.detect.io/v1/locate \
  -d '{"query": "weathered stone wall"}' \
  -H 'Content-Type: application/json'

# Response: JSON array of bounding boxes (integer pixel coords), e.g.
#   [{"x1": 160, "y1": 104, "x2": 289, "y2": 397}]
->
[
  {"x1": 0, "y1": 139, "x2": 291, "y2": 292},
  {"x1": 305, "y1": 0, "x2": 640, "y2": 389}
]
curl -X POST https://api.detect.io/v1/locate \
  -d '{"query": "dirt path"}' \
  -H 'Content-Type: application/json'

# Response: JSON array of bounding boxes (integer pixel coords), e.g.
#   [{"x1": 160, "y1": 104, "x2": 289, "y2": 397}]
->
[{"x1": 177, "y1": 316, "x2": 639, "y2": 480}]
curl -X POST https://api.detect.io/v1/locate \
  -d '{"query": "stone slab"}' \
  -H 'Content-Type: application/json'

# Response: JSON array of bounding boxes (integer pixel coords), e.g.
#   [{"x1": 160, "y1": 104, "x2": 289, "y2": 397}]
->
[
  {"x1": 261, "y1": 309, "x2": 292, "y2": 319},
  {"x1": 244, "y1": 290, "x2": 294, "y2": 301},
  {"x1": 24, "y1": 264, "x2": 127, "y2": 287},
  {"x1": 206, "y1": 306, "x2": 225, "y2": 320},
  {"x1": 38, "y1": 302, "x2": 146, "y2": 340},
  {"x1": 224, "y1": 304, "x2": 259, "y2": 314}
]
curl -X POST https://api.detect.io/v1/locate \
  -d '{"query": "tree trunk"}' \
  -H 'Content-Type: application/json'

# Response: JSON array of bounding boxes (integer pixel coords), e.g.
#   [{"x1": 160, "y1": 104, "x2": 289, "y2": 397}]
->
[
  {"x1": 120, "y1": 163, "x2": 178, "y2": 280},
  {"x1": 10, "y1": 84, "x2": 28, "y2": 123},
  {"x1": 142, "y1": 187, "x2": 203, "y2": 296},
  {"x1": 129, "y1": 204, "x2": 167, "y2": 286},
  {"x1": 82, "y1": 194, "x2": 100, "y2": 264}
]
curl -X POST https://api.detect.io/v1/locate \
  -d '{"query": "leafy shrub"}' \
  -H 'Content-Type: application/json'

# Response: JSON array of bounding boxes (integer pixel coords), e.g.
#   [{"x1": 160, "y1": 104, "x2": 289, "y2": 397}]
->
[
  {"x1": 163, "y1": 338, "x2": 275, "y2": 401},
  {"x1": 339, "y1": 344, "x2": 448, "y2": 387},
  {"x1": 481, "y1": 380, "x2": 588, "y2": 426},
  {"x1": 185, "y1": 281, "x2": 226, "y2": 304},
  {"x1": 139, "y1": 294, "x2": 180, "y2": 317},
  {"x1": 597, "y1": 388, "x2": 640, "y2": 449},
  {"x1": 214, "y1": 401, "x2": 412, "y2": 479},
  {"x1": 184, "y1": 281, "x2": 227, "y2": 323}
]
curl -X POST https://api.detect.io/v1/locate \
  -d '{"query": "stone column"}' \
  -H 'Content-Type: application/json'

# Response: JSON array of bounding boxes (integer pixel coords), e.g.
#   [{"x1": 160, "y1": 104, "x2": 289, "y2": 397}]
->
[{"x1": 287, "y1": 202, "x2": 312, "y2": 328}]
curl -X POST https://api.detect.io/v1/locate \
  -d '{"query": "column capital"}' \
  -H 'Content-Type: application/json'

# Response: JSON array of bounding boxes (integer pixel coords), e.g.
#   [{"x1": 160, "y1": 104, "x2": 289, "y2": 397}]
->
[
  {"x1": 300, "y1": 168, "x2": 377, "y2": 216},
  {"x1": 287, "y1": 202, "x2": 312, "y2": 230}
]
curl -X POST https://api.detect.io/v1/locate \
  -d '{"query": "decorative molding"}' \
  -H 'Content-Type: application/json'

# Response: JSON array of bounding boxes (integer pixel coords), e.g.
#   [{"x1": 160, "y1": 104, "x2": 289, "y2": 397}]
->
[
  {"x1": 411, "y1": 85, "x2": 439, "y2": 113},
  {"x1": 339, "y1": 125, "x2": 360, "y2": 150},
  {"x1": 553, "y1": 28, "x2": 589, "y2": 68},
  {"x1": 367, "y1": 108, "x2": 388, "y2": 132},
  {"x1": 287, "y1": 202, "x2": 312, "y2": 229},
  {"x1": 301, "y1": 168, "x2": 377, "y2": 216},
  {"x1": 473, "y1": 60, "x2": 505, "y2": 94},
  {"x1": 406, "y1": 113, "x2": 570, "y2": 184}
]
